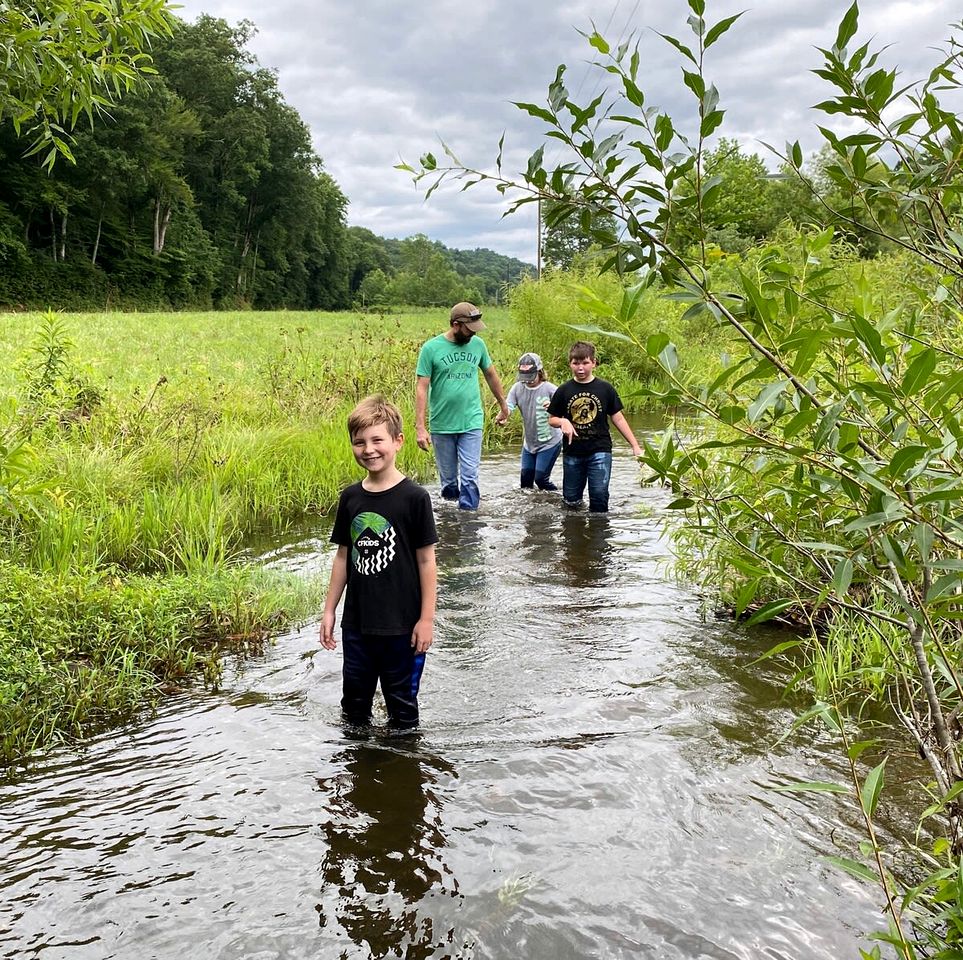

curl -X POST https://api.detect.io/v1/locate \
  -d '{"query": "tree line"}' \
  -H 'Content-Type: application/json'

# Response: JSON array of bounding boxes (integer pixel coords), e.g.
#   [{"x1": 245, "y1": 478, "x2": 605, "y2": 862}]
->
[{"x1": 0, "y1": 14, "x2": 531, "y2": 312}]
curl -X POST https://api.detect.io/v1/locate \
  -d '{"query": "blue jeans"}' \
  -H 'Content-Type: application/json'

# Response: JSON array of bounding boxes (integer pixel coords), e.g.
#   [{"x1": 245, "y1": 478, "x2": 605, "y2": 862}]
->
[
  {"x1": 520, "y1": 441, "x2": 561, "y2": 490},
  {"x1": 562, "y1": 451, "x2": 613, "y2": 512},
  {"x1": 341, "y1": 628, "x2": 426, "y2": 729},
  {"x1": 432, "y1": 430, "x2": 482, "y2": 510}
]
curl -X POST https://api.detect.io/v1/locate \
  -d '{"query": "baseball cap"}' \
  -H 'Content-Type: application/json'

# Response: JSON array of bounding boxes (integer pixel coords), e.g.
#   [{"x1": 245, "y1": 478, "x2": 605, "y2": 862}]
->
[
  {"x1": 517, "y1": 352, "x2": 543, "y2": 383},
  {"x1": 450, "y1": 301, "x2": 485, "y2": 331}
]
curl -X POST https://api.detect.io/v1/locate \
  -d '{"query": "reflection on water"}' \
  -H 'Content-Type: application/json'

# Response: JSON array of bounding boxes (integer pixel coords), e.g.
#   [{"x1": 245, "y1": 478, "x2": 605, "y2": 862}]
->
[
  {"x1": 316, "y1": 739, "x2": 459, "y2": 957},
  {"x1": 0, "y1": 420, "x2": 913, "y2": 959}
]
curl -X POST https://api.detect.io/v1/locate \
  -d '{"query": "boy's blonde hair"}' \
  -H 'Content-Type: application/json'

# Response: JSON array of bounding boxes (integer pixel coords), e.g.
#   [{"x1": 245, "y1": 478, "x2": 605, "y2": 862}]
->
[{"x1": 347, "y1": 395, "x2": 404, "y2": 439}]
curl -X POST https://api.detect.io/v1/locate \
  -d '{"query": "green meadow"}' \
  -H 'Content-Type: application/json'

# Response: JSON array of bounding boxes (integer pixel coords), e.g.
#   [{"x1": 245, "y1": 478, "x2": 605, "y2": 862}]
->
[{"x1": 0, "y1": 299, "x2": 650, "y2": 767}]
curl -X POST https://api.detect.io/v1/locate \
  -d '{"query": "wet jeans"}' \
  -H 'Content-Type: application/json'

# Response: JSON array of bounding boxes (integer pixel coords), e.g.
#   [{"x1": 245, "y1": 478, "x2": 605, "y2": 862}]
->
[
  {"x1": 432, "y1": 429, "x2": 482, "y2": 510},
  {"x1": 341, "y1": 628, "x2": 426, "y2": 729},
  {"x1": 520, "y1": 441, "x2": 561, "y2": 490},
  {"x1": 562, "y1": 451, "x2": 613, "y2": 512}
]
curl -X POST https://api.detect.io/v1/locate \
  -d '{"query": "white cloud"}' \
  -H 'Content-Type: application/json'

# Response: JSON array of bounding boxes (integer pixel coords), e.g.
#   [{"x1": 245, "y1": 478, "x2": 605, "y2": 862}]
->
[{"x1": 172, "y1": 0, "x2": 960, "y2": 261}]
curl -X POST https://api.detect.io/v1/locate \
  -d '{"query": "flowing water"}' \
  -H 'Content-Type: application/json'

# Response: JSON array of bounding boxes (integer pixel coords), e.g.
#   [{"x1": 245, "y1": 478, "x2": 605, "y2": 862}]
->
[{"x1": 1, "y1": 422, "x2": 904, "y2": 959}]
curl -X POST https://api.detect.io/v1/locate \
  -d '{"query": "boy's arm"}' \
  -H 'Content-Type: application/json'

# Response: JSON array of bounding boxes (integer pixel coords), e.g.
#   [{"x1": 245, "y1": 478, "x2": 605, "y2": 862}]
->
[
  {"x1": 411, "y1": 544, "x2": 437, "y2": 653},
  {"x1": 610, "y1": 410, "x2": 643, "y2": 457},
  {"x1": 482, "y1": 364, "x2": 510, "y2": 421},
  {"x1": 415, "y1": 375, "x2": 431, "y2": 450},
  {"x1": 320, "y1": 545, "x2": 349, "y2": 649},
  {"x1": 548, "y1": 414, "x2": 577, "y2": 441}
]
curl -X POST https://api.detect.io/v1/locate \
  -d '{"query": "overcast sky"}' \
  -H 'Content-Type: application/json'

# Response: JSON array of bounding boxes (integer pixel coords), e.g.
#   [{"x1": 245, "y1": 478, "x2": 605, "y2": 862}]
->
[{"x1": 171, "y1": 0, "x2": 959, "y2": 263}]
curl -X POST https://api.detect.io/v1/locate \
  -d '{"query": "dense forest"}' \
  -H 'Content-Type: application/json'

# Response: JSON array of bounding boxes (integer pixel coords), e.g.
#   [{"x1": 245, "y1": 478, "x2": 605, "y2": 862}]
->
[{"x1": 0, "y1": 15, "x2": 531, "y2": 312}]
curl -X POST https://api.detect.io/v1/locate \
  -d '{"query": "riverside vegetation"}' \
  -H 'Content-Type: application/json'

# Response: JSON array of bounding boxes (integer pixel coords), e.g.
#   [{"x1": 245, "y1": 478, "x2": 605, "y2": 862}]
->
[
  {"x1": 405, "y1": 2, "x2": 963, "y2": 957},
  {"x1": 0, "y1": 308, "x2": 471, "y2": 767},
  {"x1": 0, "y1": 302, "x2": 663, "y2": 770}
]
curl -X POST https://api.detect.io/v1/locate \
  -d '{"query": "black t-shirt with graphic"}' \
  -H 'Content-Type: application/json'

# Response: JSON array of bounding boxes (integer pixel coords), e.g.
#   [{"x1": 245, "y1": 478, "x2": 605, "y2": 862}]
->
[
  {"x1": 331, "y1": 477, "x2": 438, "y2": 635},
  {"x1": 547, "y1": 377, "x2": 624, "y2": 456}
]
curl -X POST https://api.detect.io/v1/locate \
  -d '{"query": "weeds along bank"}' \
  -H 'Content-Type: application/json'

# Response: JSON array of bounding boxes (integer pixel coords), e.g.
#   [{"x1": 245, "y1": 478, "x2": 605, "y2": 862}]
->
[
  {"x1": 0, "y1": 293, "x2": 684, "y2": 766},
  {"x1": 0, "y1": 254, "x2": 927, "y2": 767},
  {"x1": 0, "y1": 307, "x2": 499, "y2": 766}
]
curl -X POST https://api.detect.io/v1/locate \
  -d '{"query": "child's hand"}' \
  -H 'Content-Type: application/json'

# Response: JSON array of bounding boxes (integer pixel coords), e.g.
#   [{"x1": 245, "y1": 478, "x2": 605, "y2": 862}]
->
[
  {"x1": 320, "y1": 611, "x2": 337, "y2": 650},
  {"x1": 411, "y1": 618, "x2": 434, "y2": 653}
]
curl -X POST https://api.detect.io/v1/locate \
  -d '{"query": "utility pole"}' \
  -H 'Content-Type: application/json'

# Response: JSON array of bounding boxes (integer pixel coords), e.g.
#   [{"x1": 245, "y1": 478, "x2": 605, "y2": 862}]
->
[{"x1": 536, "y1": 196, "x2": 542, "y2": 279}]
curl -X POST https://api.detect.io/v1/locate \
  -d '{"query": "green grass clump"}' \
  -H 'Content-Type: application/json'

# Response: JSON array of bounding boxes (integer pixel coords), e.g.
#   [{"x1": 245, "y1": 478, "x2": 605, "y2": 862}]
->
[{"x1": 0, "y1": 561, "x2": 320, "y2": 766}]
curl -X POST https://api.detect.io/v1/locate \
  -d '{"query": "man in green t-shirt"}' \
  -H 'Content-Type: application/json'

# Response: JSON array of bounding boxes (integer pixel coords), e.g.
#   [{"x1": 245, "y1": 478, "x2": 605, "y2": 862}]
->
[{"x1": 415, "y1": 302, "x2": 509, "y2": 510}]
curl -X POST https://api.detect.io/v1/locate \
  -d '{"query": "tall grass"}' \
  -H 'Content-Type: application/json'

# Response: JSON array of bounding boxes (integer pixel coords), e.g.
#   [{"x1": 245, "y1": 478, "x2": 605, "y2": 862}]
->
[{"x1": 0, "y1": 306, "x2": 515, "y2": 765}]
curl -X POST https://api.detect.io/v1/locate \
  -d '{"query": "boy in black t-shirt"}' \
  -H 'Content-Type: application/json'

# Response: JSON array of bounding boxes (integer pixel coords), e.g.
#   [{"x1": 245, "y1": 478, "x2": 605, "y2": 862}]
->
[
  {"x1": 547, "y1": 341, "x2": 643, "y2": 513},
  {"x1": 321, "y1": 396, "x2": 438, "y2": 729}
]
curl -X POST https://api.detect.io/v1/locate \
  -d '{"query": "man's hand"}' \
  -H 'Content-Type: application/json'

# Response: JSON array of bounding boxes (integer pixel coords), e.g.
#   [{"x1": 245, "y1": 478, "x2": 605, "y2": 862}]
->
[{"x1": 416, "y1": 426, "x2": 431, "y2": 451}]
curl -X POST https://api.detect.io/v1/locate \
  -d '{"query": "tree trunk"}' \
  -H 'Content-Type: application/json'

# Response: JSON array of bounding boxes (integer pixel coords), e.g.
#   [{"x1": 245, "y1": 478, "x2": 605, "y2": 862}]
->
[
  {"x1": 50, "y1": 207, "x2": 57, "y2": 261},
  {"x1": 236, "y1": 196, "x2": 257, "y2": 292},
  {"x1": 153, "y1": 197, "x2": 172, "y2": 255},
  {"x1": 249, "y1": 229, "x2": 260, "y2": 298},
  {"x1": 59, "y1": 211, "x2": 67, "y2": 262},
  {"x1": 91, "y1": 203, "x2": 103, "y2": 266}
]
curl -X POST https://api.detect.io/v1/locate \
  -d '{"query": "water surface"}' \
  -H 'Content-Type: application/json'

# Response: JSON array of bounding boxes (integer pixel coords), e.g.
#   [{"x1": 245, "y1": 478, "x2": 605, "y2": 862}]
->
[{"x1": 1, "y1": 431, "x2": 892, "y2": 959}]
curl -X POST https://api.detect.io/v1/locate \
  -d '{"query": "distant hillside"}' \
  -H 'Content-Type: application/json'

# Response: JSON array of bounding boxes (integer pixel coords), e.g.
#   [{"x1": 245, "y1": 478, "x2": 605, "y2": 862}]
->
[{"x1": 348, "y1": 229, "x2": 534, "y2": 307}]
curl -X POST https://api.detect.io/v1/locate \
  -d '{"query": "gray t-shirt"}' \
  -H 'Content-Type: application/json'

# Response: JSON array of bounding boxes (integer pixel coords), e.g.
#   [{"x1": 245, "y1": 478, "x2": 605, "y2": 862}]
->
[{"x1": 506, "y1": 381, "x2": 563, "y2": 453}]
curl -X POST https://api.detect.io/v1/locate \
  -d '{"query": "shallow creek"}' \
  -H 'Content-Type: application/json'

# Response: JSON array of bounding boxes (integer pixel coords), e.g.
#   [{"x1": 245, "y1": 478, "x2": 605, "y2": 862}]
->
[{"x1": 1, "y1": 421, "x2": 904, "y2": 959}]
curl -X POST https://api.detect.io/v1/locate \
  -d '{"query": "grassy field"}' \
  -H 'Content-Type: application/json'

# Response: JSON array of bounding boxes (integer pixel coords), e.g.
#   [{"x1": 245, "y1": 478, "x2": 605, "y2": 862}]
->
[
  {"x1": 0, "y1": 295, "x2": 674, "y2": 766},
  {"x1": 0, "y1": 305, "x2": 524, "y2": 766}
]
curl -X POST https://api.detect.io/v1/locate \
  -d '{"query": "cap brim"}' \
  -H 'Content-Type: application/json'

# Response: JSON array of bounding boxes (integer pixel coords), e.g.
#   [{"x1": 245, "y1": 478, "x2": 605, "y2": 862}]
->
[{"x1": 462, "y1": 319, "x2": 485, "y2": 331}]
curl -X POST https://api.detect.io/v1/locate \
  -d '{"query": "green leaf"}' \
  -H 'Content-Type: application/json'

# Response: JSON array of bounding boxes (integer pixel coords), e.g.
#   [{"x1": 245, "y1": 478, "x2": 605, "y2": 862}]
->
[
  {"x1": 860, "y1": 760, "x2": 886, "y2": 818},
  {"x1": 646, "y1": 333, "x2": 670, "y2": 357},
  {"x1": 704, "y1": 13, "x2": 743, "y2": 49},
  {"x1": 700, "y1": 109, "x2": 725, "y2": 138},
  {"x1": 750, "y1": 639, "x2": 802, "y2": 664},
  {"x1": 658, "y1": 33, "x2": 698, "y2": 66},
  {"x1": 834, "y1": 3, "x2": 860, "y2": 52},
  {"x1": 842, "y1": 513, "x2": 891, "y2": 533},
  {"x1": 589, "y1": 31, "x2": 610, "y2": 54},
  {"x1": 888, "y1": 445, "x2": 928, "y2": 478},
  {"x1": 659, "y1": 342, "x2": 679, "y2": 374},
  {"x1": 512, "y1": 101, "x2": 556, "y2": 124},
  {"x1": 847, "y1": 741, "x2": 878, "y2": 762},
  {"x1": 832, "y1": 557, "x2": 854, "y2": 595},
  {"x1": 850, "y1": 314, "x2": 885, "y2": 367},
  {"x1": 563, "y1": 322, "x2": 634, "y2": 343},
  {"x1": 900, "y1": 349, "x2": 936, "y2": 397},
  {"x1": 717, "y1": 405, "x2": 745, "y2": 425},
  {"x1": 744, "y1": 598, "x2": 794, "y2": 626},
  {"x1": 747, "y1": 380, "x2": 788, "y2": 423},
  {"x1": 824, "y1": 855, "x2": 877, "y2": 884}
]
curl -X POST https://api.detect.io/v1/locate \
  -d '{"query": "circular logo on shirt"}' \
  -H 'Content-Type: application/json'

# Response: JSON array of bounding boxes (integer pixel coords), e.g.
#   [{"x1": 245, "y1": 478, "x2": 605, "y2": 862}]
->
[{"x1": 569, "y1": 393, "x2": 601, "y2": 427}]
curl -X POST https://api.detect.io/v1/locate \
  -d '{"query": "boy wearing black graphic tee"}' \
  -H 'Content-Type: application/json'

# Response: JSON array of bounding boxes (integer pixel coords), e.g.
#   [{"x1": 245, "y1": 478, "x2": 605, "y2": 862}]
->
[
  {"x1": 547, "y1": 341, "x2": 642, "y2": 513},
  {"x1": 321, "y1": 396, "x2": 438, "y2": 728}
]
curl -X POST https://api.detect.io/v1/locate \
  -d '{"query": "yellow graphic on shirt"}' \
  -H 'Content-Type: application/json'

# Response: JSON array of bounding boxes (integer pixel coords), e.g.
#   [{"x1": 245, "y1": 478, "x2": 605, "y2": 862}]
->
[{"x1": 568, "y1": 393, "x2": 601, "y2": 428}]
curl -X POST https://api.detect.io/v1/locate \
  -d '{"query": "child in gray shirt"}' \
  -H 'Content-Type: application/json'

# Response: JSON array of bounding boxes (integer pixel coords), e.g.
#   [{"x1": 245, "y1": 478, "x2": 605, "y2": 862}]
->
[{"x1": 496, "y1": 353, "x2": 563, "y2": 491}]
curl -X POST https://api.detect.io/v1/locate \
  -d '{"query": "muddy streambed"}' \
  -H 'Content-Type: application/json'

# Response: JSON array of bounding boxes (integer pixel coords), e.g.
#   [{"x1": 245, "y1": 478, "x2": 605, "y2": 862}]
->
[{"x1": 1, "y1": 422, "x2": 904, "y2": 958}]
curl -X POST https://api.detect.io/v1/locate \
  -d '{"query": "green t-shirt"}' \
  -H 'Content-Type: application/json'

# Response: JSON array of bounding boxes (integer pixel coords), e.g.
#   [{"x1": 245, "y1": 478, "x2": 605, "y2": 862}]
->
[{"x1": 416, "y1": 334, "x2": 493, "y2": 434}]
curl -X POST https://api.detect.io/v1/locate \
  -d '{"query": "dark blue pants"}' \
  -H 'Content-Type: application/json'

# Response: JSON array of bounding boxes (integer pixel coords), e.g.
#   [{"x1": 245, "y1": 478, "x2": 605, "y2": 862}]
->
[
  {"x1": 520, "y1": 441, "x2": 561, "y2": 490},
  {"x1": 341, "y1": 628, "x2": 426, "y2": 729},
  {"x1": 563, "y1": 451, "x2": 613, "y2": 512}
]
